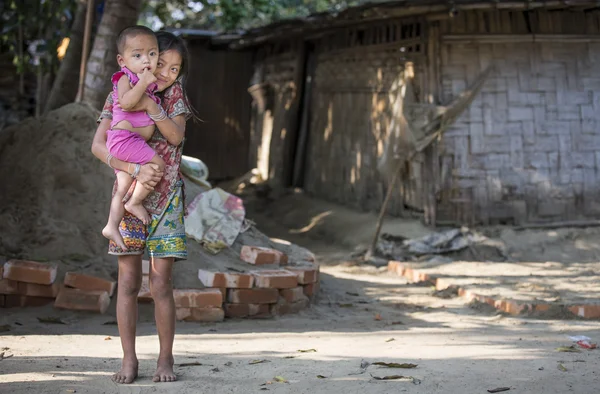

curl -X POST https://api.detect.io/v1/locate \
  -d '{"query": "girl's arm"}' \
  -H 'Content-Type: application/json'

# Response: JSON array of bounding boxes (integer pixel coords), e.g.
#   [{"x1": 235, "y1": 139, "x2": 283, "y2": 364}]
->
[
  {"x1": 91, "y1": 118, "x2": 163, "y2": 189},
  {"x1": 146, "y1": 99, "x2": 186, "y2": 146}
]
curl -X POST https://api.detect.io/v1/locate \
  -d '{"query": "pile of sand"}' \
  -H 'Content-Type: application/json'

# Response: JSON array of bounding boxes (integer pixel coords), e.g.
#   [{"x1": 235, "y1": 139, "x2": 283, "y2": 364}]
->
[
  {"x1": 0, "y1": 103, "x2": 113, "y2": 262},
  {"x1": 0, "y1": 103, "x2": 315, "y2": 285}
]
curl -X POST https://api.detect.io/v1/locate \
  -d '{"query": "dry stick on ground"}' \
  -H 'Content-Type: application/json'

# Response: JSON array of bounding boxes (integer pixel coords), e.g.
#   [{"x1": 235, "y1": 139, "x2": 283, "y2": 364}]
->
[
  {"x1": 365, "y1": 67, "x2": 492, "y2": 261},
  {"x1": 515, "y1": 220, "x2": 600, "y2": 231}
]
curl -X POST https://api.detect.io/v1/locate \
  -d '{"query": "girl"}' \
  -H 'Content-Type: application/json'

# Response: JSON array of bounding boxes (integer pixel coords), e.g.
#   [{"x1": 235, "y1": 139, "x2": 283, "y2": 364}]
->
[
  {"x1": 102, "y1": 26, "x2": 166, "y2": 250},
  {"x1": 91, "y1": 31, "x2": 197, "y2": 385}
]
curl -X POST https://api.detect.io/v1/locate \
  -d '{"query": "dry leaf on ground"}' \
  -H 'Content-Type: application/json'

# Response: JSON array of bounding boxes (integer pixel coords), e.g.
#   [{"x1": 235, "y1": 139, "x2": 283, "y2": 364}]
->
[
  {"x1": 372, "y1": 362, "x2": 417, "y2": 369},
  {"x1": 249, "y1": 359, "x2": 271, "y2": 365}
]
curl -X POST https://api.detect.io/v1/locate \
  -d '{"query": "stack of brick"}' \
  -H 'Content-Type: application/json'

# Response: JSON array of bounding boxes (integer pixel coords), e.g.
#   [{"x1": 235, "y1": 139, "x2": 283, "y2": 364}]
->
[
  {"x1": 1, "y1": 260, "x2": 117, "y2": 314},
  {"x1": 197, "y1": 246, "x2": 320, "y2": 319},
  {"x1": 55, "y1": 272, "x2": 116, "y2": 314},
  {"x1": 174, "y1": 289, "x2": 224, "y2": 322},
  {"x1": 135, "y1": 247, "x2": 319, "y2": 322},
  {"x1": 137, "y1": 260, "x2": 226, "y2": 322},
  {"x1": 1, "y1": 260, "x2": 60, "y2": 308}
]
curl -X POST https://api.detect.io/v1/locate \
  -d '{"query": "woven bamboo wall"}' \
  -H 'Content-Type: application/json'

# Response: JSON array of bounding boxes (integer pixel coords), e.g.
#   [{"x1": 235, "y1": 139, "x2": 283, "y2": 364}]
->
[
  {"x1": 302, "y1": 19, "x2": 428, "y2": 213},
  {"x1": 303, "y1": 47, "x2": 426, "y2": 212},
  {"x1": 438, "y1": 10, "x2": 600, "y2": 224},
  {"x1": 248, "y1": 8, "x2": 600, "y2": 224}
]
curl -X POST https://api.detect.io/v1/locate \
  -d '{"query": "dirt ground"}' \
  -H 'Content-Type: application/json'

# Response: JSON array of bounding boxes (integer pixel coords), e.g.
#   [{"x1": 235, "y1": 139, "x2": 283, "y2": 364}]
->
[{"x1": 2, "y1": 209, "x2": 600, "y2": 394}]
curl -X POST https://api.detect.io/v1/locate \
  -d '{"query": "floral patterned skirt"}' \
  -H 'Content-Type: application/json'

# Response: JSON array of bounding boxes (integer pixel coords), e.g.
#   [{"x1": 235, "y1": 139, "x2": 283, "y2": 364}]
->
[{"x1": 108, "y1": 182, "x2": 187, "y2": 260}]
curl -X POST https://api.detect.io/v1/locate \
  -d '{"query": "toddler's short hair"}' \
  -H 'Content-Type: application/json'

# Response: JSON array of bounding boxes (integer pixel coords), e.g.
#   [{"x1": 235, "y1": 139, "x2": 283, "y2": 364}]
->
[{"x1": 116, "y1": 26, "x2": 156, "y2": 54}]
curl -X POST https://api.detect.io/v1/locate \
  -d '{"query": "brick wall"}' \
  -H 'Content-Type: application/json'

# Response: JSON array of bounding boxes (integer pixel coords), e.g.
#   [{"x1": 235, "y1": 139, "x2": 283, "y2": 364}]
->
[{"x1": 440, "y1": 40, "x2": 600, "y2": 223}]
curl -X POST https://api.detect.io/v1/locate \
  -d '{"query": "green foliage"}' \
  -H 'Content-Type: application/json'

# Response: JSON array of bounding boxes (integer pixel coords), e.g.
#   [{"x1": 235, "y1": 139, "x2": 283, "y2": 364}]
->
[
  {"x1": 139, "y1": 0, "x2": 359, "y2": 32},
  {"x1": 1, "y1": 0, "x2": 77, "y2": 74}
]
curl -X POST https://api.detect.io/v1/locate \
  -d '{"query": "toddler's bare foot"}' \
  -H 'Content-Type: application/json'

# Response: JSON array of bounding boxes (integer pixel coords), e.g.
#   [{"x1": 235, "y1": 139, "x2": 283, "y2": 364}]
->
[
  {"x1": 102, "y1": 225, "x2": 127, "y2": 251},
  {"x1": 152, "y1": 356, "x2": 176, "y2": 383},
  {"x1": 112, "y1": 357, "x2": 138, "y2": 384},
  {"x1": 124, "y1": 201, "x2": 151, "y2": 225}
]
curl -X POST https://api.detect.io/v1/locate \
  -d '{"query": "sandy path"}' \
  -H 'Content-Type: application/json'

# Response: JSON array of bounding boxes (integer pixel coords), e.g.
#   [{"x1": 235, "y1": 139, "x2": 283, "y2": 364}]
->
[{"x1": 1, "y1": 224, "x2": 600, "y2": 394}]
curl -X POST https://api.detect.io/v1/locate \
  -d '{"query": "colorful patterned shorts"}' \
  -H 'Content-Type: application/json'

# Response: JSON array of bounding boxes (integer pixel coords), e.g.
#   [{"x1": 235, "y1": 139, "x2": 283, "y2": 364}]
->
[{"x1": 108, "y1": 185, "x2": 187, "y2": 260}]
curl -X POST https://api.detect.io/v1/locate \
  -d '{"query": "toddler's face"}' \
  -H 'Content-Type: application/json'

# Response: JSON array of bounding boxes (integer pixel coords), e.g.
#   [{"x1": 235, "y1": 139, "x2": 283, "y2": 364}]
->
[{"x1": 117, "y1": 34, "x2": 159, "y2": 74}]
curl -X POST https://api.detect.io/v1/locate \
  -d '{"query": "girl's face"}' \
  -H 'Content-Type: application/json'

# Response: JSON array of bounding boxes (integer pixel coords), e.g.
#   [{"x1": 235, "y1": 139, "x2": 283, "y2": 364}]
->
[{"x1": 154, "y1": 49, "x2": 183, "y2": 92}]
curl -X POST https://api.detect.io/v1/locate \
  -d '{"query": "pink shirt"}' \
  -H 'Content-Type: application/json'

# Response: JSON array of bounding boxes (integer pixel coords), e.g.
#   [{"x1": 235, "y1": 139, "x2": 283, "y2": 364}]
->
[{"x1": 110, "y1": 67, "x2": 160, "y2": 129}]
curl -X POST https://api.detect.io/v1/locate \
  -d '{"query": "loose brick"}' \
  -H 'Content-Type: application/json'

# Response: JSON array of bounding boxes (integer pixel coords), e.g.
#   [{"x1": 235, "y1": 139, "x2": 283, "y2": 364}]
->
[
  {"x1": 173, "y1": 289, "x2": 223, "y2": 308},
  {"x1": 240, "y1": 246, "x2": 288, "y2": 266},
  {"x1": 227, "y1": 288, "x2": 279, "y2": 304},
  {"x1": 64, "y1": 272, "x2": 116, "y2": 297},
  {"x1": 176, "y1": 307, "x2": 224, "y2": 322},
  {"x1": 248, "y1": 303, "x2": 271, "y2": 318},
  {"x1": 0, "y1": 279, "x2": 18, "y2": 294},
  {"x1": 4, "y1": 295, "x2": 55, "y2": 308},
  {"x1": 138, "y1": 275, "x2": 152, "y2": 302},
  {"x1": 251, "y1": 270, "x2": 298, "y2": 289},
  {"x1": 224, "y1": 303, "x2": 250, "y2": 318},
  {"x1": 280, "y1": 287, "x2": 308, "y2": 303},
  {"x1": 224, "y1": 303, "x2": 270, "y2": 318},
  {"x1": 287, "y1": 266, "x2": 318, "y2": 284},
  {"x1": 303, "y1": 282, "x2": 320, "y2": 298},
  {"x1": 17, "y1": 281, "x2": 60, "y2": 298},
  {"x1": 270, "y1": 297, "x2": 309, "y2": 315},
  {"x1": 198, "y1": 270, "x2": 254, "y2": 289},
  {"x1": 175, "y1": 307, "x2": 191, "y2": 321},
  {"x1": 54, "y1": 287, "x2": 111, "y2": 314},
  {"x1": 3, "y1": 260, "x2": 58, "y2": 285},
  {"x1": 209, "y1": 287, "x2": 227, "y2": 298}
]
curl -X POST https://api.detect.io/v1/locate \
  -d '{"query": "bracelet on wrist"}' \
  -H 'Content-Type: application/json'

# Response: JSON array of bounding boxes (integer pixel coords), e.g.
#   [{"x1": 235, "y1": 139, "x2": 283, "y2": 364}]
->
[
  {"x1": 131, "y1": 164, "x2": 141, "y2": 179},
  {"x1": 107, "y1": 154, "x2": 114, "y2": 169}
]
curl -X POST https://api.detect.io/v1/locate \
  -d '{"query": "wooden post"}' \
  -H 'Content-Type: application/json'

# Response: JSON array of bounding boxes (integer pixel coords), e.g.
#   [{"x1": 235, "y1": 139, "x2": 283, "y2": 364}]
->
[
  {"x1": 75, "y1": 0, "x2": 94, "y2": 102},
  {"x1": 18, "y1": 20, "x2": 25, "y2": 96},
  {"x1": 365, "y1": 159, "x2": 404, "y2": 261}
]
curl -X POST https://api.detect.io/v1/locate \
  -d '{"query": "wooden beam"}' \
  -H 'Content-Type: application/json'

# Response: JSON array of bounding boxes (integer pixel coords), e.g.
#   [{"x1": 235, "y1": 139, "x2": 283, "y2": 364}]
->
[
  {"x1": 75, "y1": 0, "x2": 94, "y2": 102},
  {"x1": 443, "y1": 34, "x2": 600, "y2": 43}
]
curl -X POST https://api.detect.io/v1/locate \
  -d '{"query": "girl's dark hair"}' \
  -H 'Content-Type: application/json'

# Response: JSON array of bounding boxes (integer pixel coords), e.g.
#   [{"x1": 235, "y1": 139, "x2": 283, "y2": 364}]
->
[{"x1": 155, "y1": 31, "x2": 201, "y2": 122}]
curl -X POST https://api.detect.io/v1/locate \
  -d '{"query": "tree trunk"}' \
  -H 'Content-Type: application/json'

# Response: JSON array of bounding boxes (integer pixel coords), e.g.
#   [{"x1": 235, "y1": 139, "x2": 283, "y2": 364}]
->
[
  {"x1": 44, "y1": 1, "x2": 89, "y2": 113},
  {"x1": 82, "y1": 0, "x2": 142, "y2": 110}
]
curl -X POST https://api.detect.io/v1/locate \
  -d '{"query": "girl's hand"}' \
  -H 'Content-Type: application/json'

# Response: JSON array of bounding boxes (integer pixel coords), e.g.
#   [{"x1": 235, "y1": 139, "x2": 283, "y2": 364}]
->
[{"x1": 137, "y1": 163, "x2": 163, "y2": 190}]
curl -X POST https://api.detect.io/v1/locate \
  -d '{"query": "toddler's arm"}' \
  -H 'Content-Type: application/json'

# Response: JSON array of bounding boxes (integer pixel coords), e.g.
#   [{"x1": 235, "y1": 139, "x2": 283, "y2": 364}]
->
[
  {"x1": 91, "y1": 118, "x2": 163, "y2": 190},
  {"x1": 117, "y1": 70, "x2": 156, "y2": 110}
]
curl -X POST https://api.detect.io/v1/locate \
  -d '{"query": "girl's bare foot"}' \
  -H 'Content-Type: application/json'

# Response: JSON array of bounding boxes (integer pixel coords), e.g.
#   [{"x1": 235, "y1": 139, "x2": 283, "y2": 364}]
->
[
  {"x1": 102, "y1": 225, "x2": 127, "y2": 251},
  {"x1": 152, "y1": 356, "x2": 176, "y2": 382},
  {"x1": 124, "y1": 201, "x2": 151, "y2": 225},
  {"x1": 112, "y1": 357, "x2": 138, "y2": 384}
]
